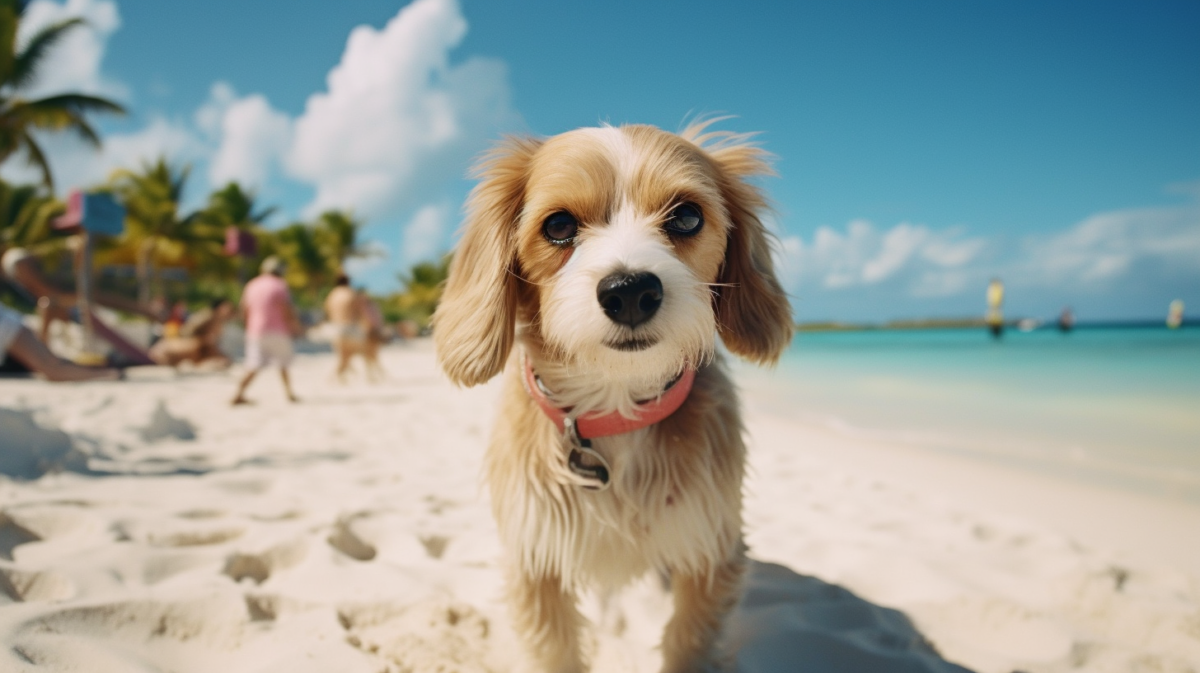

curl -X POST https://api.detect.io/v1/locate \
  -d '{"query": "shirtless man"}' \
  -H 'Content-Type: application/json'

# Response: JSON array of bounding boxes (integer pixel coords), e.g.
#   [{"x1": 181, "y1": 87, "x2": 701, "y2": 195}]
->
[{"x1": 324, "y1": 274, "x2": 364, "y2": 382}]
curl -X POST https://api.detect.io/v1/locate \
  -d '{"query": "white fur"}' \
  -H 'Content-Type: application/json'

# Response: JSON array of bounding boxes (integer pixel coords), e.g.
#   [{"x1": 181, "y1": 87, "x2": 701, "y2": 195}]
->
[
  {"x1": 496, "y1": 410, "x2": 741, "y2": 590},
  {"x1": 538, "y1": 183, "x2": 716, "y2": 416}
]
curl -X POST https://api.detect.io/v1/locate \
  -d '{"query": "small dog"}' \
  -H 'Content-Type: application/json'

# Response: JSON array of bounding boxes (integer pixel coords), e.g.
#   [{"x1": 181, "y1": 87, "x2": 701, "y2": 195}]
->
[{"x1": 433, "y1": 121, "x2": 792, "y2": 672}]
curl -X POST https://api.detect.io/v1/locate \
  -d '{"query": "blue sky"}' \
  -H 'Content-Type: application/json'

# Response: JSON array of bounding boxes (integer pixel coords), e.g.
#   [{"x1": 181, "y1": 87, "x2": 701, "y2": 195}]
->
[{"x1": 8, "y1": 0, "x2": 1199, "y2": 322}]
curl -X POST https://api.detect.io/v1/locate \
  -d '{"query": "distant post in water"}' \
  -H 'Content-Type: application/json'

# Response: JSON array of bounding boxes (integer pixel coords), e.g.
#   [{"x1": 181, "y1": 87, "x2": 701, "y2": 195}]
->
[
  {"x1": 1167, "y1": 299, "x2": 1184, "y2": 329},
  {"x1": 985, "y1": 278, "x2": 1005, "y2": 339}
]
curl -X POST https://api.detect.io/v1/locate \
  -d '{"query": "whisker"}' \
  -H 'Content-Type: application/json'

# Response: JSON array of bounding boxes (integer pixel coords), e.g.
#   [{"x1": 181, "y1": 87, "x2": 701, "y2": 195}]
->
[{"x1": 505, "y1": 266, "x2": 550, "y2": 287}]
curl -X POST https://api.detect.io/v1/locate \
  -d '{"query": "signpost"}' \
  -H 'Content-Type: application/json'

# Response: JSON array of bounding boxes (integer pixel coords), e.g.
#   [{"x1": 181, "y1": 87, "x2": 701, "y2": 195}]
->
[
  {"x1": 54, "y1": 190, "x2": 126, "y2": 365},
  {"x1": 224, "y1": 226, "x2": 258, "y2": 284}
]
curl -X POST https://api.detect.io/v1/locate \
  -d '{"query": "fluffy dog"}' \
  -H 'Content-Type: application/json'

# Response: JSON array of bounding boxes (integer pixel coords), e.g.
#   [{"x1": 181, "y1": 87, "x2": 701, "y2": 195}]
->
[{"x1": 433, "y1": 121, "x2": 793, "y2": 672}]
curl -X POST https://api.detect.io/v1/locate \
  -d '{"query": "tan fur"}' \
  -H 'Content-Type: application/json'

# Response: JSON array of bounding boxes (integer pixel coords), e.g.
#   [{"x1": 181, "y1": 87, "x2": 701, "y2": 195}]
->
[
  {"x1": 434, "y1": 122, "x2": 792, "y2": 672},
  {"x1": 434, "y1": 136, "x2": 541, "y2": 386}
]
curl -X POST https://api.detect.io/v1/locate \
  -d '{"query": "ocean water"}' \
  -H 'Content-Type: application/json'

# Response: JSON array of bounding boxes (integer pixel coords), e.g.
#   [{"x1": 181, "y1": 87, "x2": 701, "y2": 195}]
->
[{"x1": 734, "y1": 326, "x2": 1200, "y2": 502}]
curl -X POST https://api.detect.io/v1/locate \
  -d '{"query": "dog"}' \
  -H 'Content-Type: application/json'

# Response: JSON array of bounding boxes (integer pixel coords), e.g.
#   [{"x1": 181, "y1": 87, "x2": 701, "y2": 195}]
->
[{"x1": 433, "y1": 120, "x2": 793, "y2": 672}]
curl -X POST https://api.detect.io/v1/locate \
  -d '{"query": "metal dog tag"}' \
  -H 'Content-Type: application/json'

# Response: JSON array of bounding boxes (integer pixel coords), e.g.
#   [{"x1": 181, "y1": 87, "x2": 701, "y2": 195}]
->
[{"x1": 562, "y1": 417, "x2": 610, "y2": 491}]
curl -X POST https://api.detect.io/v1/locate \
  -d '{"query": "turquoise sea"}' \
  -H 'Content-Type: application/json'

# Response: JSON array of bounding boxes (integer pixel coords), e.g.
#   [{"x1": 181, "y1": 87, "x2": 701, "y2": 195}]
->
[{"x1": 736, "y1": 326, "x2": 1200, "y2": 502}]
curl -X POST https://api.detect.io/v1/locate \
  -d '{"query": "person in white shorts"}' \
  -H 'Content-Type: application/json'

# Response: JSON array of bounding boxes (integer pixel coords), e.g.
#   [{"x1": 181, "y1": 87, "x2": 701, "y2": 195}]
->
[{"x1": 231, "y1": 257, "x2": 300, "y2": 404}]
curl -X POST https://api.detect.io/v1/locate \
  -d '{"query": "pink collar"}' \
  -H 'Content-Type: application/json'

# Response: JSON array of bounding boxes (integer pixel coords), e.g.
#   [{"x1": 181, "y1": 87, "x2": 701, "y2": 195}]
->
[{"x1": 522, "y1": 353, "x2": 696, "y2": 440}]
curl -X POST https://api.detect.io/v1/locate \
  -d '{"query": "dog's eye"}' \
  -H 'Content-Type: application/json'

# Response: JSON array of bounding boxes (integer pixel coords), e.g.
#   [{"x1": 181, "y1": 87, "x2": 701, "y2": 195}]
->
[
  {"x1": 542, "y1": 211, "x2": 579, "y2": 245},
  {"x1": 664, "y1": 202, "x2": 703, "y2": 236}
]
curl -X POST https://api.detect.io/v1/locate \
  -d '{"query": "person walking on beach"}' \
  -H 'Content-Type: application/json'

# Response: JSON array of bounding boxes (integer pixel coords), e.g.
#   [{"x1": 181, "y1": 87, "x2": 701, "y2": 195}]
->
[
  {"x1": 231, "y1": 257, "x2": 300, "y2": 405},
  {"x1": 323, "y1": 273, "x2": 363, "y2": 382}
]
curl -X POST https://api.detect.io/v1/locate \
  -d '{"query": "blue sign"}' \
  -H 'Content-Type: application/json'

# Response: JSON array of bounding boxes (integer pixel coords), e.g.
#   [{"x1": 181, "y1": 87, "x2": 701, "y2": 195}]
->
[{"x1": 81, "y1": 193, "x2": 125, "y2": 235}]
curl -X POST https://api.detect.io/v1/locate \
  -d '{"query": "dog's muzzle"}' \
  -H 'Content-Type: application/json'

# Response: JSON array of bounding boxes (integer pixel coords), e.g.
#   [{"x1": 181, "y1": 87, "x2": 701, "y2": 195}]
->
[{"x1": 596, "y1": 271, "x2": 662, "y2": 329}]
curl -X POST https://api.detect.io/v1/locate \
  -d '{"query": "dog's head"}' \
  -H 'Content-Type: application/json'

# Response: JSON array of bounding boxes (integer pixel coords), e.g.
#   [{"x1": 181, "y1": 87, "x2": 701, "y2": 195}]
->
[{"x1": 434, "y1": 122, "x2": 793, "y2": 388}]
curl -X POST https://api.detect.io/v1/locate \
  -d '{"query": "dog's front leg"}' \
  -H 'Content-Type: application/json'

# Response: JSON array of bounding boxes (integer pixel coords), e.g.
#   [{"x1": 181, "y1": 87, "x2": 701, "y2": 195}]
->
[
  {"x1": 659, "y1": 553, "x2": 746, "y2": 673},
  {"x1": 509, "y1": 569, "x2": 587, "y2": 673}
]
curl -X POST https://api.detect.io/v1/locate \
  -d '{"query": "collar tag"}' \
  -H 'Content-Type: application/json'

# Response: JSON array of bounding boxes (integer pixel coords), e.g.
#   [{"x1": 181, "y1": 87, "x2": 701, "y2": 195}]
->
[{"x1": 562, "y1": 417, "x2": 610, "y2": 491}]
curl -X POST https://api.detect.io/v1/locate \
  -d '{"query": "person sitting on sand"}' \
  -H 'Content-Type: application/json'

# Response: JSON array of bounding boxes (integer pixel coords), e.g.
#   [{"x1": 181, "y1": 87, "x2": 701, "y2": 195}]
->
[
  {"x1": 148, "y1": 299, "x2": 234, "y2": 369},
  {"x1": 2, "y1": 243, "x2": 165, "y2": 343},
  {"x1": 0, "y1": 303, "x2": 119, "y2": 381},
  {"x1": 324, "y1": 273, "x2": 366, "y2": 382}
]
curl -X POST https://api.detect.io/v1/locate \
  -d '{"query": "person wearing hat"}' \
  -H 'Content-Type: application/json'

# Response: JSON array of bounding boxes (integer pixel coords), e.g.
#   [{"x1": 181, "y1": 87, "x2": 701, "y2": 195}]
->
[{"x1": 231, "y1": 256, "x2": 301, "y2": 404}]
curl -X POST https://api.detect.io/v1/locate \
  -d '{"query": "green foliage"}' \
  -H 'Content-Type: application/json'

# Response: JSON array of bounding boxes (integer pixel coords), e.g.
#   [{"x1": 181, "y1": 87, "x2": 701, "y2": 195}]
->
[
  {"x1": 380, "y1": 255, "x2": 451, "y2": 328},
  {"x1": 106, "y1": 158, "x2": 224, "y2": 304},
  {"x1": 0, "y1": 179, "x2": 63, "y2": 253},
  {"x1": 0, "y1": 0, "x2": 125, "y2": 190}
]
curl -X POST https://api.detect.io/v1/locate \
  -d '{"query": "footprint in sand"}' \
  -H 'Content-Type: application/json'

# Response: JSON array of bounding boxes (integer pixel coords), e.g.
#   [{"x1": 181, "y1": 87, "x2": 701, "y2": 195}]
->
[
  {"x1": 242, "y1": 592, "x2": 320, "y2": 622},
  {"x1": 113, "y1": 515, "x2": 245, "y2": 548},
  {"x1": 0, "y1": 566, "x2": 76, "y2": 602},
  {"x1": 0, "y1": 514, "x2": 39, "y2": 561},
  {"x1": 418, "y1": 535, "x2": 449, "y2": 560},
  {"x1": 4, "y1": 594, "x2": 247, "y2": 668},
  {"x1": 338, "y1": 599, "x2": 493, "y2": 672},
  {"x1": 223, "y1": 538, "x2": 308, "y2": 584},
  {"x1": 327, "y1": 517, "x2": 377, "y2": 561}
]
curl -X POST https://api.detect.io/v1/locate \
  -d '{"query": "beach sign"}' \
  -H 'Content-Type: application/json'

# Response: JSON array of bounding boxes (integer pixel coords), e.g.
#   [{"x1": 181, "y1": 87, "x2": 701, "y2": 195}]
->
[
  {"x1": 53, "y1": 190, "x2": 126, "y2": 235},
  {"x1": 224, "y1": 227, "x2": 258, "y2": 257}
]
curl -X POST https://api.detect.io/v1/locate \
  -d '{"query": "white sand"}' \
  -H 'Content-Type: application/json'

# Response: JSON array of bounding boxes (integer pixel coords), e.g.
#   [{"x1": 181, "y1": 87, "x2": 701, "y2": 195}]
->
[{"x1": 0, "y1": 342, "x2": 1197, "y2": 672}]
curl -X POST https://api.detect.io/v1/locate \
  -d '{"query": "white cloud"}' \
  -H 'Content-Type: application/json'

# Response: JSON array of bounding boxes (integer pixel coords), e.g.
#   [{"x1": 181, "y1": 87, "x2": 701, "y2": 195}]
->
[
  {"x1": 773, "y1": 188, "x2": 1200, "y2": 315},
  {"x1": 200, "y1": 83, "x2": 292, "y2": 189},
  {"x1": 402, "y1": 204, "x2": 448, "y2": 266},
  {"x1": 776, "y1": 219, "x2": 987, "y2": 296},
  {"x1": 1, "y1": 116, "x2": 207, "y2": 193},
  {"x1": 285, "y1": 0, "x2": 520, "y2": 221},
  {"x1": 1019, "y1": 199, "x2": 1200, "y2": 286},
  {"x1": 861, "y1": 223, "x2": 928, "y2": 283},
  {"x1": 2, "y1": 0, "x2": 209, "y2": 194},
  {"x1": 19, "y1": 0, "x2": 126, "y2": 99},
  {"x1": 343, "y1": 240, "x2": 391, "y2": 281}
]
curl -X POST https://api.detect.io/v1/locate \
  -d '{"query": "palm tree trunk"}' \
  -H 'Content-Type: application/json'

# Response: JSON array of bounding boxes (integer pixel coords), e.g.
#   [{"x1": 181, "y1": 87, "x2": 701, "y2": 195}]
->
[{"x1": 137, "y1": 237, "x2": 155, "y2": 307}]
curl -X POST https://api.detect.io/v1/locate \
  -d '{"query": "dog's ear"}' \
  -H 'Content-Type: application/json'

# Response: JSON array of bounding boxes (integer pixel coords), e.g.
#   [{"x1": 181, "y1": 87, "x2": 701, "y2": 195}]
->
[
  {"x1": 434, "y1": 136, "x2": 540, "y2": 386},
  {"x1": 707, "y1": 142, "x2": 794, "y2": 365}
]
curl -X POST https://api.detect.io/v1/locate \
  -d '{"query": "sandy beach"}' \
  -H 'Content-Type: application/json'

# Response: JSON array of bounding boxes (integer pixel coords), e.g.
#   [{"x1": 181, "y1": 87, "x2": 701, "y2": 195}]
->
[{"x1": 0, "y1": 342, "x2": 1198, "y2": 672}]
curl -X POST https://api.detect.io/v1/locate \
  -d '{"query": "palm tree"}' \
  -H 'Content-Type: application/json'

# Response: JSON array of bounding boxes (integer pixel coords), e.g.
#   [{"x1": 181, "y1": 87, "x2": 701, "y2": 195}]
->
[
  {"x1": 274, "y1": 221, "x2": 328, "y2": 302},
  {"x1": 386, "y1": 254, "x2": 450, "y2": 328},
  {"x1": 0, "y1": 178, "x2": 63, "y2": 253},
  {"x1": 313, "y1": 209, "x2": 365, "y2": 271},
  {"x1": 198, "y1": 181, "x2": 276, "y2": 284},
  {"x1": 108, "y1": 158, "x2": 215, "y2": 305},
  {"x1": 0, "y1": 0, "x2": 125, "y2": 191},
  {"x1": 204, "y1": 181, "x2": 276, "y2": 231}
]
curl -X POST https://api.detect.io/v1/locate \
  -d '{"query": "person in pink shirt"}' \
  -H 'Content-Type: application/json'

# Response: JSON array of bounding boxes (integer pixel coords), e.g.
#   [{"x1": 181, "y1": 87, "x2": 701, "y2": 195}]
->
[{"x1": 231, "y1": 256, "x2": 300, "y2": 405}]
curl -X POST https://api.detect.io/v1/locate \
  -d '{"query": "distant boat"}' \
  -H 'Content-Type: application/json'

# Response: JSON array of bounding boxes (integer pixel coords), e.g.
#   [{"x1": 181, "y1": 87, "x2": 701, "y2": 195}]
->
[
  {"x1": 1058, "y1": 307, "x2": 1075, "y2": 333},
  {"x1": 1017, "y1": 318, "x2": 1040, "y2": 332},
  {"x1": 1167, "y1": 299, "x2": 1184, "y2": 329}
]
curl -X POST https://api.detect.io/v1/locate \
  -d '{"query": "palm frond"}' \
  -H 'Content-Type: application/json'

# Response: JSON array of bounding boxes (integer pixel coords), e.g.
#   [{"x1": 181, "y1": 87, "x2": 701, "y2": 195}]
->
[
  {"x1": 10, "y1": 17, "x2": 85, "y2": 90},
  {"x1": 22, "y1": 92, "x2": 125, "y2": 116},
  {"x1": 18, "y1": 130, "x2": 54, "y2": 191},
  {"x1": 0, "y1": 0, "x2": 21, "y2": 85}
]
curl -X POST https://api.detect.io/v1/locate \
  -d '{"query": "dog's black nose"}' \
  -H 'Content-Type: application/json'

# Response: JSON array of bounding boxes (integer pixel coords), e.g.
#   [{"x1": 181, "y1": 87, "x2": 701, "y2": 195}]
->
[{"x1": 596, "y1": 272, "x2": 663, "y2": 329}]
